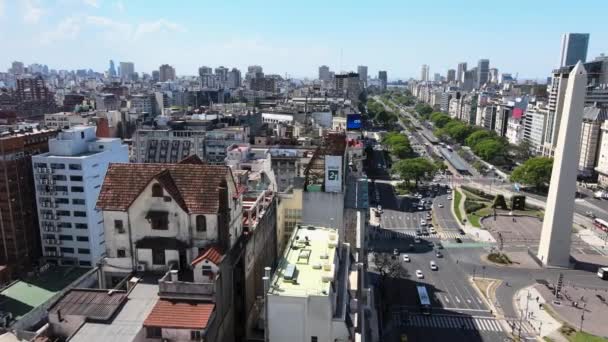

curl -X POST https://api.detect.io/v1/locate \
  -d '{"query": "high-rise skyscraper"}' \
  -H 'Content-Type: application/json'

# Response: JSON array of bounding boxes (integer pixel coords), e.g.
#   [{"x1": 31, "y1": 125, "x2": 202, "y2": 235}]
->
[
  {"x1": 476, "y1": 59, "x2": 490, "y2": 88},
  {"x1": 420, "y1": 65, "x2": 430, "y2": 82},
  {"x1": 489, "y1": 68, "x2": 499, "y2": 83},
  {"x1": 108, "y1": 60, "x2": 116, "y2": 77},
  {"x1": 357, "y1": 66, "x2": 368, "y2": 87},
  {"x1": 457, "y1": 62, "x2": 467, "y2": 83},
  {"x1": 227, "y1": 68, "x2": 242, "y2": 89},
  {"x1": 378, "y1": 70, "x2": 387, "y2": 91},
  {"x1": 433, "y1": 73, "x2": 441, "y2": 82},
  {"x1": 319, "y1": 65, "x2": 330, "y2": 82},
  {"x1": 198, "y1": 66, "x2": 212, "y2": 77},
  {"x1": 559, "y1": 33, "x2": 590, "y2": 67},
  {"x1": 159, "y1": 64, "x2": 176, "y2": 82},
  {"x1": 10, "y1": 61, "x2": 24, "y2": 75},
  {"x1": 119, "y1": 62, "x2": 135, "y2": 81},
  {"x1": 447, "y1": 69, "x2": 456, "y2": 82}
]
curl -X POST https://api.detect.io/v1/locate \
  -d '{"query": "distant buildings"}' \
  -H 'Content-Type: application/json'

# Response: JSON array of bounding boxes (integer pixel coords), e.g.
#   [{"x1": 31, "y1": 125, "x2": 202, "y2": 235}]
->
[
  {"x1": 335, "y1": 72, "x2": 361, "y2": 101},
  {"x1": 447, "y1": 69, "x2": 456, "y2": 82},
  {"x1": 560, "y1": 33, "x2": 590, "y2": 67},
  {"x1": 420, "y1": 64, "x2": 429, "y2": 82},
  {"x1": 159, "y1": 64, "x2": 176, "y2": 82},
  {"x1": 457, "y1": 62, "x2": 467, "y2": 83},
  {"x1": 119, "y1": 62, "x2": 135, "y2": 81},
  {"x1": 318, "y1": 65, "x2": 330, "y2": 82},
  {"x1": 357, "y1": 65, "x2": 368, "y2": 87},
  {"x1": 33, "y1": 126, "x2": 128, "y2": 267},
  {"x1": 476, "y1": 59, "x2": 490, "y2": 88},
  {"x1": 108, "y1": 60, "x2": 116, "y2": 77},
  {"x1": 378, "y1": 70, "x2": 387, "y2": 91}
]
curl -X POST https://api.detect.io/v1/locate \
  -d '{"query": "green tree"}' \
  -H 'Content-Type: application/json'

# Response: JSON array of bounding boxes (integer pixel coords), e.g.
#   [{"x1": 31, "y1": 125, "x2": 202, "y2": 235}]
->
[
  {"x1": 376, "y1": 110, "x2": 397, "y2": 125},
  {"x1": 392, "y1": 157, "x2": 436, "y2": 187},
  {"x1": 473, "y1": 138, "x2": 506, "y2": 162},
  {"x1": 465, "y1": 130, "x2": 494, "y2": 147},
  {"x1": 415, "y1": 103, "x2": 433, "y2": 117},
  {"x1": 512, "y1": 140, "x2": 533, "y2": 162},
  {"x1": 443, "y1": 121, "x2": 471, "y2": 143},
  {"x1": 510, "y1": 157, "x2": 554, "y2": 190}
]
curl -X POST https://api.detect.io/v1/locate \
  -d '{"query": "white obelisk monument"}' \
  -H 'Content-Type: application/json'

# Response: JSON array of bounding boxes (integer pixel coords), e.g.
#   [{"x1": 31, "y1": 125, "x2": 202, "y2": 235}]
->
[{"x1": 537, "y1": 62, "x2": 587, "y2": 267}]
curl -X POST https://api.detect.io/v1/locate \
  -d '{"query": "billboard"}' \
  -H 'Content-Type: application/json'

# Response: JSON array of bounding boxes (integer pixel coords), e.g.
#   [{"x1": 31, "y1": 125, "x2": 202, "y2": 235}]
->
[
  {"x1": 325, "y1": 155, "x2": 343, "y2": 193},
  {"x1": 346, "y1": 114, "x2": 362, "y2": 130}
]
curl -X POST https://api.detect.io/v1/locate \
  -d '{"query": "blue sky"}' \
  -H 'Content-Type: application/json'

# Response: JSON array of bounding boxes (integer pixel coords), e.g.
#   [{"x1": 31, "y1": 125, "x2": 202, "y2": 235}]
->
[{"x1": 0, "y1": 0, "x2": 606, "y2": 80}]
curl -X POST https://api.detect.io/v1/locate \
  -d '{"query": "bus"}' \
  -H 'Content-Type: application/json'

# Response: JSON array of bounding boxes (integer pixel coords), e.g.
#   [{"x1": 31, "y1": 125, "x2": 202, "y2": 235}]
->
[
  {"x1": 417, "y1": 285, "x2": 432, "y2": 315},
  {"x1": 593, "y1": 218, "x2": 608, "y2": 232},
  {"x1": 598, "y1": 267, "x2": 608, "y2": 280}
]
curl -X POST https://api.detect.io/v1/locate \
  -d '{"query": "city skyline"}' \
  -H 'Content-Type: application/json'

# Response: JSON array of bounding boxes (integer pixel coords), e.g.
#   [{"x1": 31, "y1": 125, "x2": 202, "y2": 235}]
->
[{"x1": 1, "y1": 0, "x2": 607, "y2": 80}]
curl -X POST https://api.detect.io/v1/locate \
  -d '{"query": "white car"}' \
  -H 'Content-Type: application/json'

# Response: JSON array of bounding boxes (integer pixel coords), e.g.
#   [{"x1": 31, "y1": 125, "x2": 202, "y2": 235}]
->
[
  {"x1": 403, "y1": 254, "x2": 410, "y2": 262},
  {"x1": 430, "y1": 261, "x2": 438, "y2": 271},
  {"x1": 429, "y1": 227, "x2": 437, "y2": 234},
  {"x1": 416, "y1": 270, "x2": 424, "y2": 279},
  {"x1": 447, "y1": 195, "x2": 452, "y2": 200},
  {"x1": 438, "y1": 203, "x2": 444, "y2": 208},
  {"x1": 420, "y1": 219, "x2": 426, "y2": 225}
]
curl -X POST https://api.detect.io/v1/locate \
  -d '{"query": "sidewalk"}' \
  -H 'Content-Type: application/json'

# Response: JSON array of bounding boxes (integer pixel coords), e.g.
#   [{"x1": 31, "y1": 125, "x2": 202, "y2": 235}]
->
[{"x1": 513, "y1": 285, "x2": 565, "y2": 341}]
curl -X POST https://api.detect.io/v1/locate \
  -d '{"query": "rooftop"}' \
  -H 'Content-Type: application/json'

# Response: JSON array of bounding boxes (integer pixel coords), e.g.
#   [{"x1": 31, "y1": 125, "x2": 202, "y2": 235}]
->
[
  {"x1": 269, "y1": 225, "x2": 338, "y2": 297},
  {"x1": 48, "y1": 289, "x2": 128, "y2": 321},
  {"x1": 0, "y1": 267, "x2": 88, "y2": 320},
  {"x1": 143, "y1": 299, "x2": 214, "y2": 330}
]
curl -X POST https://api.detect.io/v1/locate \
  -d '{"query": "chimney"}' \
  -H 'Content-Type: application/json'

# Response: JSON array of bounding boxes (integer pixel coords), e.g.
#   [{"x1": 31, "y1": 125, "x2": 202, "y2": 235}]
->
[
  {"x1": 96, "y1": 117, "x2": 110, "y2": 138},
  {"x1": 170, "y1": 269, "x2": 178, "y2": 282}
]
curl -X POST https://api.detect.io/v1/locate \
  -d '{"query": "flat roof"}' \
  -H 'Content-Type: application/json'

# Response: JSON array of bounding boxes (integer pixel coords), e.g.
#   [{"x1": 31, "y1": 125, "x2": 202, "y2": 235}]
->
[
  {"x1": 49, "y1": 289, "x2": 128, "y2": 321},
  {"x1": 269, "y1": 225, "x2": 338, "y2": 297},
  {"x1": 0, "y1": 267, "x2": 88, "y2": 320}
]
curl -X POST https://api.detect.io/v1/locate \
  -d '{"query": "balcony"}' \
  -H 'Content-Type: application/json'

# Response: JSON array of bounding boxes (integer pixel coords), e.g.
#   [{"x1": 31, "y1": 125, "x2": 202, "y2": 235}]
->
[{"x1": 158, "y1": 269, "x2": 215, "y2": 301}]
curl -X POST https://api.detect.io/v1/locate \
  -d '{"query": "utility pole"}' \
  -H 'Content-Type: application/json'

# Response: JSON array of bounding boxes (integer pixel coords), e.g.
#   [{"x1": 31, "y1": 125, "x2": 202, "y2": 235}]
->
[{"x1": 579, "y1": 302, "x2": 586, "y2": 332}]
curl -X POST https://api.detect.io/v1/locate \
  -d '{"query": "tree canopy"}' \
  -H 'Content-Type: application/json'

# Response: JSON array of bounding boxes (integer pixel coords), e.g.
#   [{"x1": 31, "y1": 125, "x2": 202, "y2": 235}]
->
[
  {"x1": 392, "y1": 157, "x2": 436, "y2": 186},
  {"x1": 465, "y1": 130, "x2": 494, "y2": 147},
  {"x1": 382, "y1": 132, "x2": 413, "y2": 158},
  {"x1": 472, "y1": 138, "x2": 506, "y2": 162},
  {"x1": 510, "y1": 157, "x2": 554, "y2": 190}
]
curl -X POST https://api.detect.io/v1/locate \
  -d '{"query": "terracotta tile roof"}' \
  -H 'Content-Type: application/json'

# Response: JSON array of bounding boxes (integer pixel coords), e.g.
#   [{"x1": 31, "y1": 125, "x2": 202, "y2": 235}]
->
[
  {"x1": 191, "y1": 245, "x2": 224, "y2": 266},
  {"x1": 143, "y1": 299, "x2": 214, "y2": 329},
  {"x1": 97, "y1": 163, "x2": 234, "y2": 214}
]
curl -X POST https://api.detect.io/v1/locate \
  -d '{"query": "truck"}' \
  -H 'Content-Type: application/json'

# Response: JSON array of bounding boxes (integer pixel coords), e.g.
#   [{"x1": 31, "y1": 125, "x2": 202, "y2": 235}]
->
[{"x1": 598, "y1": 267, "x2": 608, "y2": 280}]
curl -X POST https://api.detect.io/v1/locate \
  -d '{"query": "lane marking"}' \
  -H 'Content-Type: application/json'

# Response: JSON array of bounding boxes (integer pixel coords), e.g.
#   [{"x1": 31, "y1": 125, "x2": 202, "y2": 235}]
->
[
  {"x1": 467, "y1": 299, "x2": 472, "y2": 304},
  {"x1": 477, "y1": 297, "x2": 482, "y2": 304},
  {"x1": 444, "y1": 296, "x2": 450, "y2": 303},
  {"x1": 455, "y1": 296, "x2": 461, "y2": 303}
]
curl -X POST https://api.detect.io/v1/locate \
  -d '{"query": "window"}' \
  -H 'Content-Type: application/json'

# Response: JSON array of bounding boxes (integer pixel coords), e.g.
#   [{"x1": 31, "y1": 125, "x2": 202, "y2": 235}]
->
[
  {"x1": 146, "y1": 327, "x2": 161, "y2": 339},
  {"x1": 79, "y1": 261, "x2": 92, "y2": 267},
  {"x1": 311, "y1": 337, "x2": 318, "y2": 342},
  {"x1": 80, "y1": 132, "x2": 85, "y2": 139},
  {"x1": 202, "y1": 265, "x2": 214, "y2": 277},
  {"x1": 71, "y1": 186, "x2": 84, "y2": 192},
  {"x1": 151, "y1": 183, "x2": 163, "y2": 197},
  {"x1": 55, "y1": 185, "x2": 68, "y2": 192},
  {"x1": 147, "y1": 211, "x2": 168, "y2": 230},
  {"x1": 70, "y1": 175, "x2": 83, "y2": 181},
  {"x1": 55, "y1": 198, "x2": 69, "y2": 204},
  {"x1": 44, "y1": 246, "x2": 57, "y2": 252},
  {"x1": 196, "y1": 215, "x2": 207, "y2": 232},
  {"x1": 60, "y1": 247, "x2": 75, "y2": 254},
  {"x1": 53, "y1": 175, "x2": 67, "y2": 181},
  {"x1": 74, "y1": 211, "x2": 87, "y2": 217},
  {"x1": 50, "y1": 163, "x2": 65, "y2": 169},
  {"x1": 58, "y1": 222, "x2": 72, "y2": 228},
  {"x1": 78, "y1": 248, "x2": 90, "y2": 254},
  {"x1": 152, "y1": 249, "x2": 165, "y2": 265},
  {"x1": 117, "y1": 249, "x2": 127, "y2": 258},
  {"x1": 75, "y1": 223, "x2": 88, "y2": 229},
  {"x1": 59, "y1": 235, "x2": 73, "y2": 241},
  {"x1": 115, "y1": 220, "x2": 124, "y2": 232},
  {"x1": 72, "y1": 198, "x2": 85, "y2": 205},
  {"x1": 76, "y1": 236, "x2": 89, "y2": 242},
  {"x1": 69, "y1": 164, "x2": 82, "y2": 170},
  {"x1": 61, "y1": 259, "x2": 74, "y2": 265},
  {"x1": 43, "y1": 234, "x2": 54, "y2": 240},
  {"x1": 190, "y1": 331, "x2": 203, "y2": 340},
  {"x1": 56, "y1": 210, "x2": 70, "y2": 217}
]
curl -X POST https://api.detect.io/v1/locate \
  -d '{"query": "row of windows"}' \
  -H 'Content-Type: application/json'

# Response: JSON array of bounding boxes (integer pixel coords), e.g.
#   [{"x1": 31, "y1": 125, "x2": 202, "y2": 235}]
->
[
  {"x1": 35, "y1": 163, "x2": 83, "y2": 170},
  {"x1": 45, "y1": 175, "x2": 84, "y2": 182},
  {"x1": 40, "y1": 198, "x2": 85, "y2": 205},
  {"x1": 44, "y1": 246, "x2": 90, "y2": 254},
  {"x1": 54, "y1": 210, "x2": 87, "y2": 217}
]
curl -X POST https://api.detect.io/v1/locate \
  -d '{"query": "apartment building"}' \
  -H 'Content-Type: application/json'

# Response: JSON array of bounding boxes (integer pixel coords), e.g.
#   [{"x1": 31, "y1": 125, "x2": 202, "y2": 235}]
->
[
  {"x1": 32, "y1": 126, "x2": 128, "y2": 267},
  {"x1": 44, "y1": 112, "x2": 89, "y2": 129}
]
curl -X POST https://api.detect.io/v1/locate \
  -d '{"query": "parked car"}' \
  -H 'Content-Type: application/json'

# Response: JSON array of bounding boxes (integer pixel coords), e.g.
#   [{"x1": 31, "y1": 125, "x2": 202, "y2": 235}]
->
[
  {"x1": 435, "y1": 251, "x2": 443, "y2": 258},
  {"x1": 438, "y1": 203, "x2": 444, "y2": 208},
  {"x1": 447, "y1": 195, "x2": 452, "y2": 200}
]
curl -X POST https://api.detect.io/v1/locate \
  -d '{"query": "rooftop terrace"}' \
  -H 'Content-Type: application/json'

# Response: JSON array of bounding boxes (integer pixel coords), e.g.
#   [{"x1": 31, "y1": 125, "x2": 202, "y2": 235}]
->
[{"x1": 269, "y1": 225, "x2": 338, "y2": 297}]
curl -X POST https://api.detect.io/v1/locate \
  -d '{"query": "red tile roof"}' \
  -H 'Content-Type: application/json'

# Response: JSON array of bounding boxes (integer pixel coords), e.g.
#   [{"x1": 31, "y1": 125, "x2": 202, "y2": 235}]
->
[
  {"x1": 191, "y1": 245, "x2": 224, "y2": 266},
  {"x1": 97, "y1": 163, "x2": 235, "y2": 214},
  {"x1": 143, "y1": 299, "x2": 214, "y2": 329}
]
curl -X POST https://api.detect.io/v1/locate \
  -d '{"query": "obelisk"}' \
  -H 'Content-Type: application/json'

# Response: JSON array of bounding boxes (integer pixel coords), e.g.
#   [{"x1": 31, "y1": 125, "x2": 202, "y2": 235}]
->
[{"x1": 537, "y1": 62, "x2": 587, "y2": 267}]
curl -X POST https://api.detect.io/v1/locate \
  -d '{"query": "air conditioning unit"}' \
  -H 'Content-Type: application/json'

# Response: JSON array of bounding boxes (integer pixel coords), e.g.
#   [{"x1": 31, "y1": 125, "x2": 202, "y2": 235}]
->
[{"x1": 136, "y1": 263, "x2": 146, "y2": 272}]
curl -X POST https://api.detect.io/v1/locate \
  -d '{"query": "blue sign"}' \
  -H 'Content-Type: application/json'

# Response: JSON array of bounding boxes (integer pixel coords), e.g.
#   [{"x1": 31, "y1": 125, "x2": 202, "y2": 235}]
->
[{"x1": 347, "y1": 114, "x2": 362, "y2": 130}]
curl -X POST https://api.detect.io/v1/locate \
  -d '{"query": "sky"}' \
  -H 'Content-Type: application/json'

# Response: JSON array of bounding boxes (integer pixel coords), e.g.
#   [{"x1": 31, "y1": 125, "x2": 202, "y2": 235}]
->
[{"x1": 0, "y1": 0, "x2": 607, "y2": 80}]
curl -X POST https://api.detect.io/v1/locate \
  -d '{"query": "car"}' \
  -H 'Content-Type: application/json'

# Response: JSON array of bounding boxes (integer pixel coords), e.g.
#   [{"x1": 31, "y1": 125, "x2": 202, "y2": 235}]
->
[
  {"x1": 586, "y1": 211, "x2": 596, "y2": 218},
  {"x1": 417, "y1": 206, "x2": 423, "y2": 211},
  {"x1": 421, "y1": 229, "x2": 429, "y2": 235},
  {"x1": 447, "y1": 188, "x2": 452, "y2": 193},
  {"x1": 415, "y1": 230, "x2": 421, "y2": 236},
  {"x1": 414, "y1": 237, "x2": 421, "y2": 244},
  {"x1": 426, "y1": 213, "x2": 432, "y2": 219},
  {"x1": 416, "y1": 270, "x2": 424, "y2": 279},
  {"x1": 377, "y1": 205, "x2": 383, "y2": 213},
  {"x1": 393, "y1": 248, "x2": 399, "y2": 256},
  {"x1": 403, "y1": 254, "x2": 410, "y2": 262},
  {"x1": 429, "y1": 227, "x2": 437, "y2": 234},
  {"x1": 435, "y1": 251, "x2": 443, "y2": 258},
  {"x1": 420, "y1": 219, "x2": 426, "y2": 225},
  {"x1": 447, "y1": 195, "x2": 452, "y2": 200},
  {"x1": 459, "y1": 229, "x2": 465, "y2": 235},
  {"x1": 438, "y1": 203, "x2": 444, "y2": 208},
  {"x1": 436, "y1": 242, "x2": 444, "y2": 249},
  {"x1": 455, "y1": 237, "x2": 463, "y2": 243},
  {"x1": 428, "y1": 241, "x2": 434, "y2": 248},
  {"x1": 430, "y1": 261, "x2": 438, "y2": 270}
]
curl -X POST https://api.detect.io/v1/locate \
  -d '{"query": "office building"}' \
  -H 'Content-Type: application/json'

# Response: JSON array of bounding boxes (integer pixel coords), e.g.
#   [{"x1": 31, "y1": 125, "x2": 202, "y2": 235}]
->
[
  {"x1": 335, "y1": 72, "x2": 361, "y2": 100},
  {"x1": 152, "y1": 70, "x2": 160, "y2": 82},
  {"x1": 578, "y1": 104, "x2": 607, "y2": 177},
  {"x1": 447, "y1": 69, "x2": 456, "y2": 82},
  {"x1": 159, "y1": 64, "x2": 176, "y2": 82},
  {"x1": 44, "y1": 112, "x2": 89, "y2": 129},
  {"x1": 560, "y1": 33, "x2": 590, "y2": 67},
  {"x1": 433, "y1": 73, "x2": 441, "y2": 82},
  {"x1": 198, "y1": 66, "x2": 212, "y2": 77},
  {"x1": 227, "y1": 68, "x2": 242, "y2": 89},
  {"x1": 476, "y1": 59, "x2": 490, "y2": 88},
  {"x1": 378, "y1": 70, "x2": 387, "y2": 91},
  {"x1": 457, "y1": 62, "x2": 467, "y2": 83},
  {"x1": 523, "y1": 103, "x2": 548, "y2": 155},
  {"x1": 129, "y1": 94, "x2": 156, "y2": 114},
  {"x1": 420, "y1": 64, "x2": 430, "y2": 82},
  {"x1": 319, "y1": 65, "x2": 330, "y2": 82},
  {"x1": 267, "y1": 225, "x2": 353, "y2": 342},
  {"x1": 357, "y1": 65, "x2": 368, "y2": 87},
  {"x1": 32, "y1": 126, "x2": 128, "y2": 267},
  {"x1": 119, "y1": 62, "x2": 135, "y2": 81},
  {"x1": 15, "y1": 76, "x2": 57, "y2": 118},
  {"x1": 108, "y1": 60, "x2": 116, "y2": 77},
  {"x1": 10, "y1": 61, "x2": 25, "y2": 75},
  {"x1": 0, "y1": 128, "x2": 57, "y2": 275},
  {"x1": 489, "y1": 68, "x2": 499, "y2": 83}
]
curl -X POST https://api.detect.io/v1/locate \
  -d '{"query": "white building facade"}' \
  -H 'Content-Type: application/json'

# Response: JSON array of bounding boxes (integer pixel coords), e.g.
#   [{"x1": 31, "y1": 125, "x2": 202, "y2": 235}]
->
[{"x1": 33, "y1": 126, "x2": 128, "y2": 267}]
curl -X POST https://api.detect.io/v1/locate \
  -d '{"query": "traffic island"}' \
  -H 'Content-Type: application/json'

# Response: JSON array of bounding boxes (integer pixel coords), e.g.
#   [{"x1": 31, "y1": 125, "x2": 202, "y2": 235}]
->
[{"x1": 487, "y1": 252, "x2": 513, "y2": 265}]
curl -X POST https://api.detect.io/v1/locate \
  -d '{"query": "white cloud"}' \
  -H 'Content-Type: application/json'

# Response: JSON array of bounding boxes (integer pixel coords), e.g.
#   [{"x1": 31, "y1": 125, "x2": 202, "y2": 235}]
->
[
  {"x1": 23, "y1": 0, "x2": 43, "y2": 23},
  {"x1": 85, "y1": 15, "x2": 131, "y2": 32},
  {"x1": 114, "y1": 1, "x2": 124, "y2": 13},
  {"x1": 41, "y1": 17, "x2": 81, "y2": 44},
  {"x1": 134, "y1": 19, "x2": 185, "y2": 40},
  {"x1": 83, "y1": 0, "x2": 100, "y2": 7}
]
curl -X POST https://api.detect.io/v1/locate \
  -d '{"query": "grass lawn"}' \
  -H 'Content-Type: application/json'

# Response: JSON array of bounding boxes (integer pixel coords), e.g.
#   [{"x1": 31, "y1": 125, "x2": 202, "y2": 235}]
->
[
  {"x1": 559, "y1": 324, "x2": 608, "y2": 342},
  {"x1": 468, "y1": 213, "x2": 482, "y2": 228},
  {"x1": 454, "y1": 189, "x2": 464, "y2": 224}
]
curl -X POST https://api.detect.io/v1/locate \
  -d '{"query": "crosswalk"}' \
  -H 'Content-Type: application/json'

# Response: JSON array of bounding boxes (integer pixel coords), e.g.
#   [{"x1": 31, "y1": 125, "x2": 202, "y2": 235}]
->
[
  {"x1": 371, "y1": 229, "x2": 465, "y2": 240},
  {"x1": 392, "y1": 312, "x2": 504, "y2": 332}
]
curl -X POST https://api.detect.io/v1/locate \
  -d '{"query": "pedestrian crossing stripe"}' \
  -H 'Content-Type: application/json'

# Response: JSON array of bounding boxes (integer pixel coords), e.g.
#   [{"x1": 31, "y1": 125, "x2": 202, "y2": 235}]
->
[
  {"x1": 371, "y1": 230, "x2": 465, "y2": 240},
  {"x1": 391, "y1": 313, "x2": 504, "y2": 332}
]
